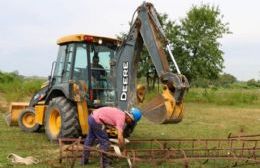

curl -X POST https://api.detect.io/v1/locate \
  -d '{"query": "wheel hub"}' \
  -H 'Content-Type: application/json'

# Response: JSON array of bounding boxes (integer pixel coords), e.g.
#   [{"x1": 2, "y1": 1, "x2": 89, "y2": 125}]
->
[
  {"x1": 49, "y1": 108, "x2": 61, "y2": 136},
  {"x1": 22, "y1": 113, "x2": 35, "y2": 128}
]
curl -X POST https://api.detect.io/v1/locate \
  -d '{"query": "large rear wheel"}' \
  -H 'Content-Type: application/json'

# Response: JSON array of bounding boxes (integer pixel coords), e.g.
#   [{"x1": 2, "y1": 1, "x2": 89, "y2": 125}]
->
[
  {"x1": 18, "y1": 107, "x2": 41, "y2": 132},
  {"x1": 45, "y1": 97, "x2": 80, "y2": 140}
]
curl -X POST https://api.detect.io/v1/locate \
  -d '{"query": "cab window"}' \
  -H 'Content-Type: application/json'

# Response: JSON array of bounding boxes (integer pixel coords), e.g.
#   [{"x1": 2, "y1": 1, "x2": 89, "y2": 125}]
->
[{"x1": 73, "y1": 43, "x2": 88, "y2": 82}]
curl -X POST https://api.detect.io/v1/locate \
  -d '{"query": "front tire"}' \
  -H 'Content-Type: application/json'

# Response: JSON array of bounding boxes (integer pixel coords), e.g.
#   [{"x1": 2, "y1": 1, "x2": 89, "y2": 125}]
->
[
  {"x1": 18, "y1": 107, "x2": 41, "y2": 132},
  {"x1": 44, "y1": 97, "x2": 80, "y2": 140}
]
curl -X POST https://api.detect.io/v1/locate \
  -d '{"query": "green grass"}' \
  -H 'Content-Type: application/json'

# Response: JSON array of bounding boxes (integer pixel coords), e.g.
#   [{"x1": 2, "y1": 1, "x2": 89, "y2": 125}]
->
[
  {"x1": 185, "y1": 88, "x2": 260, "y2": 107},
  {"x1": 0, "y1": 116, "x2": 58, "y2": 168},
  {"x1": 0, "y1": 73, "x2": 259, "y2": 167},
  {"x1": 1, "y1": 102, "x2": 260, "y2": 167},
  {"x1": 134, "y1": 103, "x2": 260, "y2": 139}
]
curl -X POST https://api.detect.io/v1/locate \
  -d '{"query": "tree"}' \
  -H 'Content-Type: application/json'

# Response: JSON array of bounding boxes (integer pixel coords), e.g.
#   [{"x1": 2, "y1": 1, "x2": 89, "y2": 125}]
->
[
  {"x1": 214, "y1": 73, "x2": 237, "y2": 87},
  {"x1": 247, "y1": 79, "x2": 260, "y2": 88},
  {"x1": 173, "y1": 4, "x2": 231, "y2": 82}
]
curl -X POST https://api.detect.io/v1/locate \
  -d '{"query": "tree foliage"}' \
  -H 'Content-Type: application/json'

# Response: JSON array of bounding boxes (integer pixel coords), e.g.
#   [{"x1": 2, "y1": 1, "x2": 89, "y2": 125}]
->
[
  {"x1": 216, "y1": 73, "x2": 237, "y2": 86},
  {"x1": 0, "y1": 71, "x2": 44, "y2": 102},
  {"x1": 0, "y1": 71, "x2": 22, "y2": 83},
  {"x1": 247, "y1": 79, "x2": 260, "y2": 88},
  {"x1": 189, "y1": 73, "x2": 237, "y2": 88},
  {"x1": 168, "y1": 4, "x2": 230, "y2": 82}
]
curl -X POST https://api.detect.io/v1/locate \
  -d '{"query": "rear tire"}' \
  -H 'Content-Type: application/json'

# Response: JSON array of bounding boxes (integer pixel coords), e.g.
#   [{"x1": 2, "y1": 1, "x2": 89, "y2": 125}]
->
[
  {"x1": 18, "y1": 107, "x2": 41, "y2": 132},
  {"x1": 45, "y1": 97, "x2": 81, "y2": 140}
]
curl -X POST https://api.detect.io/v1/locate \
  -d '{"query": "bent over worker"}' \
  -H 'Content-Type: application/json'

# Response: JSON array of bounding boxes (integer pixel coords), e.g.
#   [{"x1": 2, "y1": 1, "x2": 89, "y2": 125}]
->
[{"x1": 81, "y1": 106, "x2": 142, "y2": 167}]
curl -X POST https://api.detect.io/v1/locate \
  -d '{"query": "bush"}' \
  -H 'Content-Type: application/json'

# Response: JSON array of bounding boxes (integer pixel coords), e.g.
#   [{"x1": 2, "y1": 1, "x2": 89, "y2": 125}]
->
[
  {"x1": 0, "y1": 71, "x2": 44, "y2": 102},
  {"x1": 247, "y1": 79, "x2": 260, "y2": 88}
]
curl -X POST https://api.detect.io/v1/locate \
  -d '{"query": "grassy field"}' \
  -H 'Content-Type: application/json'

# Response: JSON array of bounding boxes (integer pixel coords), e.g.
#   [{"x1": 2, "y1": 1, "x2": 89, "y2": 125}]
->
[
  {"x1": 1, "y1": 100, "x2": 260, "y2": 167},
  {"x1": 0, "y1": 74, "x2": 259, "y2": 167}
]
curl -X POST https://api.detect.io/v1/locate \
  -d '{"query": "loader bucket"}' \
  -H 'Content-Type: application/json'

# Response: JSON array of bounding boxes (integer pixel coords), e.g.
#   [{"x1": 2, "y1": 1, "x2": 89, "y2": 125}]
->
[
  {"x1": 5, "y1": 102, "x2": 29, "y2": 126},
  {"x1": 142, "y1": 86, "x2": 184, "y2": 124}
]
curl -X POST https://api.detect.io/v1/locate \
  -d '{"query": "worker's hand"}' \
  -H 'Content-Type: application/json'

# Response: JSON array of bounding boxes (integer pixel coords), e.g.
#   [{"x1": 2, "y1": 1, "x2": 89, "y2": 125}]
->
[
  {"x1": 117, "y1": 130, "x2": 124, "y2": 147},
  {"x1": 118, "y1": 137, "x2": 124, "y2": 147}
]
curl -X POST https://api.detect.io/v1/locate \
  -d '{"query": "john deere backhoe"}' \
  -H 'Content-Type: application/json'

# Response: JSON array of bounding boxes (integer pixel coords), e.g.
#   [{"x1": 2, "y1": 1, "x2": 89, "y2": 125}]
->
[{"x1": 6, "y1": 2, "x2": 189, "y2": 140}]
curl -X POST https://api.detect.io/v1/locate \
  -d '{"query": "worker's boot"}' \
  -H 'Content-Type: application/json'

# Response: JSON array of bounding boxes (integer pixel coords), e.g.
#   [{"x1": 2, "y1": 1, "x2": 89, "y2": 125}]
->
[
  {"x1": 101, "y1": 154, "x2": 112, "y2": 168},
  {"x1": 80, "y1": 158, "x2": 89, "y2": 165},
  {"x1": 81, "y1": 148, "x2": 90, "y2": 165}
]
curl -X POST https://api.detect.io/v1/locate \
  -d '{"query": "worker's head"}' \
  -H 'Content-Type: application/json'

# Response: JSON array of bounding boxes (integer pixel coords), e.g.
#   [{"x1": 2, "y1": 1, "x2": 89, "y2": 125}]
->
[
  {"x1": 93, "y1": 53, "x2": 99, "y2": 65},
  {"x1": 125, "y1": 107, "x2": 142, "y2": 123}
]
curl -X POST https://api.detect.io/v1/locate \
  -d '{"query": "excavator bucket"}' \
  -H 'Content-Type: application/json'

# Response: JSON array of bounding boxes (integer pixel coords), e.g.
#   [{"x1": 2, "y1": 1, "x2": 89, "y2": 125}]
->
[
  {"x1": 5, "y1": 102, "x2": 29, "y2": 126},
  {"x1": 142, "y1": 73, "x2": 188, "y2": 124},
  {"x1": 142, "y1": 87, "x2": 184, "y2": 124}
]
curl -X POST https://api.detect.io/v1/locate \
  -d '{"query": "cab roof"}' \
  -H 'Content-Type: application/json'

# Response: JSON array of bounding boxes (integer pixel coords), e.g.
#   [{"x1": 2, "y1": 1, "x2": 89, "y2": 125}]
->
[{"x1": 57, "y1": 34, "x2": 120, "y2": 45}]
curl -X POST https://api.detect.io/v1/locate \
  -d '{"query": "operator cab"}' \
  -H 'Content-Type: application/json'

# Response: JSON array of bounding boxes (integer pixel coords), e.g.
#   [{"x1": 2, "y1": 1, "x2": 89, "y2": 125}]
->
[{"x1": 53, "y1": 34, "x2": 120, "y2": 107}]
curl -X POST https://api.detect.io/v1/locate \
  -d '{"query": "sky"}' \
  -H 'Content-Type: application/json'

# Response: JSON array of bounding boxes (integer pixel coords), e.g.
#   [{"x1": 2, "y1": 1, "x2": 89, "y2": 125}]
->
[{"x1": 0, "y1": 0, "x2": 259, "y2": 81}]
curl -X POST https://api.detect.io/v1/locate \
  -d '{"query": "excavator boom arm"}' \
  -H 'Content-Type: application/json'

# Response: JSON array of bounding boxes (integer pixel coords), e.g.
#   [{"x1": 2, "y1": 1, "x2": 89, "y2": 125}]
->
[{"x1": 113, "y1": 2, "x2": 189, "y2": 123}]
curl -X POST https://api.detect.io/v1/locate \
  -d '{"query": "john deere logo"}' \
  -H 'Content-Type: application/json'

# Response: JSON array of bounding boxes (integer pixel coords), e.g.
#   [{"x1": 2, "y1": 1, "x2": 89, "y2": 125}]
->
[{"x1": 120, "y1": 62, "x2": 128, "y2": 101}]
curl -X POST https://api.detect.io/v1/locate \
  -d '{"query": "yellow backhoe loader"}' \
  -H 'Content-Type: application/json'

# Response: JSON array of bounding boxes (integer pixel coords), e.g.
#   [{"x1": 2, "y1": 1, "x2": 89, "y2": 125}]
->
[{"x1": 6, "y1": 2, "x2": 189, "y2": 140}]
